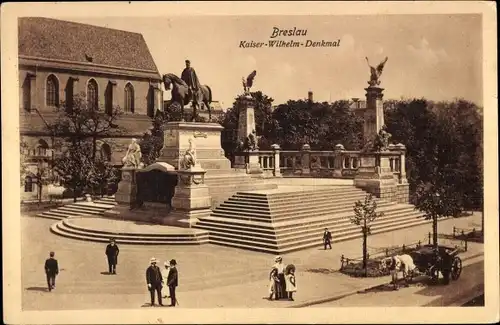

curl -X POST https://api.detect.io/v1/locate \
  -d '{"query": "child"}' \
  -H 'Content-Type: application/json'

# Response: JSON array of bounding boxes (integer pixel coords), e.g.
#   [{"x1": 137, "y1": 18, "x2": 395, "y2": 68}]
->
[
  {"x1": 268, "y1": 267, "x2": 280, "y2": 300},
  {"x1": 285, "y1": 267, "x2": 297, "y2": 301}
]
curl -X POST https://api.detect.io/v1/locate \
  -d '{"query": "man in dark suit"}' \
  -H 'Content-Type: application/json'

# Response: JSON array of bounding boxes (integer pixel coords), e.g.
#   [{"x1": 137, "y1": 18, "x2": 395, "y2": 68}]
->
[
  {"x1": 146, "y1": 257, "x2": 163, "y2": 306},
  {"x1": 44, "y1": 251, "x2": 59, "y2": 292},
  {"x1": 105, "y1": 238, "x2": 119, "y2": 274},
  {"x1": 323, "y1": 228, "x2": 332, "y2": 250},
  {"x1": 166, "y1": 259, "x2": 178, "y2": 307}
]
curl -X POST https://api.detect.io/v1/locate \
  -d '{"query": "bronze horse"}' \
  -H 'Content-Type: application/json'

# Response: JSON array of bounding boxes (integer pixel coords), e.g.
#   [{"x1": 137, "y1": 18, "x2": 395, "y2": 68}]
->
[{"x1": 162, "y1": 73, "x2": 213, "y2": 121}]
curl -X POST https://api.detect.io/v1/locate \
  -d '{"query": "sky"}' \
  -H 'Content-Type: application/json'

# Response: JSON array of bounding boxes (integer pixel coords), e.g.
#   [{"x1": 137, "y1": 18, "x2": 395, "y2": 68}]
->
[{"x1": 65, "y1": 14, "x2": 483, "y2": 108}]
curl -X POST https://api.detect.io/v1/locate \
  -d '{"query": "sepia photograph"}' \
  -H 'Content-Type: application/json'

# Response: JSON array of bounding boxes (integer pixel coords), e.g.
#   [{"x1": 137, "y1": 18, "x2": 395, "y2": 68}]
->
[{"x1": 2, "y1": 1, "x2": 498, "y2": 324}]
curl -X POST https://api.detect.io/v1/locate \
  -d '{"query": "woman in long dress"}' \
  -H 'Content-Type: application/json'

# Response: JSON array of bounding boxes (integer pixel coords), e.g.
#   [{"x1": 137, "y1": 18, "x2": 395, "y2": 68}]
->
[
  {"x1": 268, "y1": 267, "x2": 280, "y2": 300},
  {"x1": 285, "y1": 266, "x2": 297, "y2": 301},
  {"x1": 273, "y1": 256, "x2": 286, "y2": 299}
]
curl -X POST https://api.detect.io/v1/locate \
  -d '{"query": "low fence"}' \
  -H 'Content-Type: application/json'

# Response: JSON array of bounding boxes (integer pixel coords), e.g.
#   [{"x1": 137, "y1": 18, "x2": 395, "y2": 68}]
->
[{"x1": 339, "y1": 232, "x2": 469, "y2": 270}]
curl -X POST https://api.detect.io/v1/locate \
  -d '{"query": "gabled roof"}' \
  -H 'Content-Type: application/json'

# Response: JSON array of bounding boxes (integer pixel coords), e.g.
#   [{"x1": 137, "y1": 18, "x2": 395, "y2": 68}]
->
[{"x1": 18, "y1": 17, "x2": 159, "y2": 74}]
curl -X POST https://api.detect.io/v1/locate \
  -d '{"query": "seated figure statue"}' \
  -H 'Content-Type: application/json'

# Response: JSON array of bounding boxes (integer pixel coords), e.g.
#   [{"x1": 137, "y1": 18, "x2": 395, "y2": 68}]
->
[
  {"x1": 122, "y1": 138, "x2": 143, "y2": 168},
  {"x1": 180, "y1": 138, "x2": 197, "y2": 169}
]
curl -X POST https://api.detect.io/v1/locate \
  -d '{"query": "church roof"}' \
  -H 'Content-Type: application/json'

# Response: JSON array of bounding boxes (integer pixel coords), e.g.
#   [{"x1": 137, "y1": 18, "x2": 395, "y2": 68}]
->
[{"x1": 18, "y1": 17, "x2": 159, "y2": 74}]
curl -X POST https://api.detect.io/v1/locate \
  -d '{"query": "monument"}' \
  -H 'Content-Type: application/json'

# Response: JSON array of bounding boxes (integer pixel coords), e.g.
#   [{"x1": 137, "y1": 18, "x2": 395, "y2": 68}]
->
[
  {"x1": 168, "y1": 138, "x2": 212, "y2": 227},
  {"x1": 234, "y1": 70, "x2": 263, "y2": 174},
  {"x1": 354, "y1": 56, "x2": 409, "y2": 203}
]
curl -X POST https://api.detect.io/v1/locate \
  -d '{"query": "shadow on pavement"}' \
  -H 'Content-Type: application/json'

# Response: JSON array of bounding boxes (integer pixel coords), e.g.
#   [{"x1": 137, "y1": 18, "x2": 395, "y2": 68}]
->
[
  {"x1": 100, "y1": 271, "x2": 112, "y2": 275},
  {"x1": 305, "y1": 268, "x2": 340, "y2": 275},
  {"x1": 26, "y1": 287, "x2": 49, "y2": 292}
]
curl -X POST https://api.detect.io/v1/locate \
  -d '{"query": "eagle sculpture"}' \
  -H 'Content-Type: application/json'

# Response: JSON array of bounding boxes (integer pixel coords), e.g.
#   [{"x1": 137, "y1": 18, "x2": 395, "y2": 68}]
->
[
  {"x1": 243, "y1": 70, "x2": 257, "y2": 94},
  {"x1": 366, "y1": 56, "x2": 388, "y2": 86}
]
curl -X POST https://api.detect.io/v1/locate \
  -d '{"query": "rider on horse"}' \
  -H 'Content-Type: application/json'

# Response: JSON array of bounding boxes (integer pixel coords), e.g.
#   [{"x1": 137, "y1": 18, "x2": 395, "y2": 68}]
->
[{"x1": 181, "y1": 60, "x2": 202, "y2": 104}]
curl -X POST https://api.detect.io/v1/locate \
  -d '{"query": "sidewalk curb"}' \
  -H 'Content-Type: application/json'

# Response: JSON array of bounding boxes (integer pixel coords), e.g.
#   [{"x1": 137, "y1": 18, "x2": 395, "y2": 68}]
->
[{"x1": 289, "y1": 251, "x2": 484, "y2": 308}]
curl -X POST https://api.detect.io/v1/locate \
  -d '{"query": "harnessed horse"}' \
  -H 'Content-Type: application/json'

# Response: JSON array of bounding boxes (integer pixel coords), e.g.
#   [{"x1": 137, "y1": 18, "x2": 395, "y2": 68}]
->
[{"x1": 380, "y1": 254, "x2": 417, "y2": 290}]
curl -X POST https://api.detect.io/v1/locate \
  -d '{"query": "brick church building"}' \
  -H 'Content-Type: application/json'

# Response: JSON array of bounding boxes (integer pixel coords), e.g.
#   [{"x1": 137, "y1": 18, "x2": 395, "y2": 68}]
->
[{"x1": 19, "y1": 17, "x2": 163, "y2": 201}]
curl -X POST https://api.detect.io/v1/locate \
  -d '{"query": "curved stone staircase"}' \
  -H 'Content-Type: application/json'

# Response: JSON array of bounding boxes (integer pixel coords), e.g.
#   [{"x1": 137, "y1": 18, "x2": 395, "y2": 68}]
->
[
  {"x1": 194, "y1": 186, "x2": 430, "y2": 254},
  {"x1": 37, "y1": 196, "x2": 117, "y2": 220},
  {"x1": 50, "y1": 216, "x2": 209, "y2": 245}
]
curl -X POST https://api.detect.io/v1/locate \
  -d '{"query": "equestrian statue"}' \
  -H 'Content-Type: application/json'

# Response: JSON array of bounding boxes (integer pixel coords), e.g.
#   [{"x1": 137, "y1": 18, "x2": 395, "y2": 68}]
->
[{"x1": 162, "y1": 60, "x2": 213, "y2": 122}]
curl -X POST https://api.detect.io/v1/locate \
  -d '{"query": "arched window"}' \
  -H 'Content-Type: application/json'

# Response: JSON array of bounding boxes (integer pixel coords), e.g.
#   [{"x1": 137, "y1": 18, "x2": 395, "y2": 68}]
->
[
  {"x1": 87, "y1": 79, "x2": 98, "y2": 110},
  {"x1": 46, "y1": 74, "x2": 59, "y2": 107},
  {"x1": 124, "y1": 83, "x2": 135, "y2": 113},
  {"x1": 24, "y1": 176, "x2": 33, "y2": 192},
  {"x1": 23, "y1": 77, "x2": 31, "y2": 112},
  {"x1": 101, "y1": 143, "x2": 112, "y2": 162}
]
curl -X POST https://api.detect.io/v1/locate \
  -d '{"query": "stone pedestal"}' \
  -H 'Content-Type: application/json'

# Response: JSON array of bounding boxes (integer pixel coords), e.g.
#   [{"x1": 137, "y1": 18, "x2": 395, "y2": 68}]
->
[
  {"x1": 114, "y1": 167, "x2": 138, "y2": 205},
  {"x1": 354, "y1": 152, "x2": 398, "y2": 202},
  {"x1": 169, "y1": 166, "x2": 212, "y2": 227},
  {"x1": 159, "y1": 122, "x2": 231, "y2": 174},
  {"x1": 237, "y1": 95, "x2": 257, "y2": 143},
  {"x1": 246, "y1": 151, "x2": 263, "y2": 175},
  {"x1": 364, "y1": 86, "x2": 385, "y2": 143}
]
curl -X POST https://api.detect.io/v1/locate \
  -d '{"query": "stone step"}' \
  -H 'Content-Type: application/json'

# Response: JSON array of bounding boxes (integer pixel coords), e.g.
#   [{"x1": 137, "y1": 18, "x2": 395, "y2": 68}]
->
[
  {"x1": 208, "y1": 218, "x2": 432, "y2": 254},
  {"x1": 197, "y1": 207, "x2": 423, "y2": 237},
  {"x1": 231, "y1": 190, "x2": 368, "y2": 204},
  {"x1": 61, "y1": 219, "x2": 208, "y2": 239},
  {"x1": 277, "y1": 218, "x2": 433, "y2": 253},
  {"x1": 50, "y1": 222, "x2": 209, "y2": 245},
  {"x1": 198, "y1": 211, "x2": 424, "y2": 246},
  {"x1": 218, "y1": 203, "x2": 271, "y2": 213},
  {"x1": 38, "y1": 210, "x2": 92, "y2": 219},
  {"x1": 56, "y1": 207, "x2": 106, "y2": 215},
  {"x1": 36, "y1": 212, "x2": 67, "y2": 220},
  {"x1": 64, "y1": 204, "x2": 113, "y2": 212},
  {"x1": 210, "y1": 202, "x2": 405, "y2": 224}
]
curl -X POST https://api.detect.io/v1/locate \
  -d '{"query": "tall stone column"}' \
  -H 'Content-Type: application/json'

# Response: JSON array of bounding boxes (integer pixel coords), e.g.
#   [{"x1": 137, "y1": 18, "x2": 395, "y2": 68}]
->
[
  {"x1": 364, "y1": 86, "x2": 385, "y2": 143},
  {"x1": 300, "y1": 144, "x2": 311, "y2": 176},
  {"x1": 237, "y1": 95, "x2": 262, "y2": 174}
]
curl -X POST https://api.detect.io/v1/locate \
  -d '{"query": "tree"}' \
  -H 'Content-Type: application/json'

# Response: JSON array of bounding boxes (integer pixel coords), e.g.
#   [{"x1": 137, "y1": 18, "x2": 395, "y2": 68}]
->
[
  {"x1": 91, "y1": 158, "x2": 119, "y2": 197},
  {"x1": 140, "y1": 112, "x2": 167, "y2": 166},
  {"x1": 351, "y1": 194, "x2": 384, "y2": 276},
  {"x1": 20, "y1": 140, "x2": 53, "y2": 202},
  {"x1": 413, "y1": 182, "x2": 448, "y2": 250},
  {"x1": 54, "y1": 142, "x2": 97, "y2": 202},
  {"x1": 50, "y1": 92, "x2": 123, "y2": 160}
]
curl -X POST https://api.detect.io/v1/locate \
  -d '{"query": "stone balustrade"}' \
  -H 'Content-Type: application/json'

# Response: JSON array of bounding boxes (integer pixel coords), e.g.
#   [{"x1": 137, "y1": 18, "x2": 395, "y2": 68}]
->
[{"x1": 235, "y1": 143, "x2": 408, "y2": 184}]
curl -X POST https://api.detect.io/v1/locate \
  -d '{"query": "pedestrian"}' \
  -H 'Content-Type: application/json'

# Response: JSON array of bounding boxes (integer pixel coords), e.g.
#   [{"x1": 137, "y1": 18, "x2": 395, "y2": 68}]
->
[
  {"x1": 285, "y1": 265, "x2": 297, "y2": 301},
  {"x1": 162, "y1": 261, "x2": 171, "y2": 299},
  {"x1": 323, "y1": 228, "x2": 332, "y2": 250},
  {"x1": 146, "y1": 257, "x2": 163, "y2": 306},
  {"x1": 166, "y1": 259, "x2": 178, "y2": 307},
  {"x1": 268, "y1": 266, "x2": 280, "y2": 300},
  {"x1": 105, "y1": 238, "x2": 119, "y2": 274},
  {"x1": 273, "y1": 256, "x2": 286, "y2": 299},
  {"x1": 44, "y1": 251, "x2": 59, "y2": 292}
]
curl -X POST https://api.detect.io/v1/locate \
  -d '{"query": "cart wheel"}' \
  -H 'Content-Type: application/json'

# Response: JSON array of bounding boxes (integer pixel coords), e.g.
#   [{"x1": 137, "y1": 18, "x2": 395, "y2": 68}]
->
[
  {"x1": 451, "y1": 257, "x2": 462, "y2": 280},
  {"x1": 429, "y1": 266, "x2": 439, "y2": 284}
]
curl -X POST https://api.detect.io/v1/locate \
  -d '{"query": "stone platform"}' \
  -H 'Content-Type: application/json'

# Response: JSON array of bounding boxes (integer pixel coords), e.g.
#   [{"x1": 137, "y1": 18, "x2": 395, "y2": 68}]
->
[{"x1": 50, "y1": 216, "x2": 209, "y2": 245}]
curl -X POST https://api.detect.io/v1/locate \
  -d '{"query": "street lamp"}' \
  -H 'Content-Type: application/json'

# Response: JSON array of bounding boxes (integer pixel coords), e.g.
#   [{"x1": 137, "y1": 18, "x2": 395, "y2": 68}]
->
[{"x1": 433, "y1": 192, "x2": 441, "y2": 250}]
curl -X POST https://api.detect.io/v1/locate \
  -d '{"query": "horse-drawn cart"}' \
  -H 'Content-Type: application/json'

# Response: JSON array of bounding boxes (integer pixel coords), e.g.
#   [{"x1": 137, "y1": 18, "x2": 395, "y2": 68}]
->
[{"x1": 408, "y1": 244, "x2": 463, "y2": 285}]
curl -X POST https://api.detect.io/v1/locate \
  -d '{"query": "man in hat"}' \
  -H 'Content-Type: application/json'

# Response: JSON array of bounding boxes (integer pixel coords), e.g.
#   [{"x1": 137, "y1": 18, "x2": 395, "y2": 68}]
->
[
  {"x1": 162, "y1": 261, "x2": 171, "y2": 299},
  {"x1": 181, "y1": 59, "x2": 201, "y2": 102},
  {"x1": 44, "y1": 251, "x2": 59, "y2": 292},
  {"x1": 146, "y1": 257, "x2": 164, "y2": 306},
  {"x1": 166, "y1": 259, "x2": 178, "y2": 307},
  {"x1": 323, "y1": 228, "x2": 332, "y2": 250},
  {"x1": 105, "y1": 238, "x2": 119, "y2": 274}
]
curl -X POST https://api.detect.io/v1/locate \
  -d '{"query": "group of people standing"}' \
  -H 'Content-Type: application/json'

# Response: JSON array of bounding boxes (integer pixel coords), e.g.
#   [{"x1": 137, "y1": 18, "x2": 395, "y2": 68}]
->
[{"x1": 268, "y1": 256, "x2": 297, "y2": 301}]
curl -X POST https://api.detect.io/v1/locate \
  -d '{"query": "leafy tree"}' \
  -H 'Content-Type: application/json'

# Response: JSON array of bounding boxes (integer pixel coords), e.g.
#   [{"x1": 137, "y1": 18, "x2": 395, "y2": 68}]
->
[
  {"x1": 140, "y1": 112, "x2": 167, "y2": 166},
  {"x1": 50, "y1": 92, "x2": 123, "y2": 160},
  {"x1": 54, "y1": 142, "x2": 97, "y2": 202},
  {"x1": 91, "y1": 158, "x2": 119, "y2": 197},
  {"x1": 413, "y1": 182, "x2": 449, "y2": 250},
  {"x1": 351, "y1": 194, "x2": 384, "y2": 276}
]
